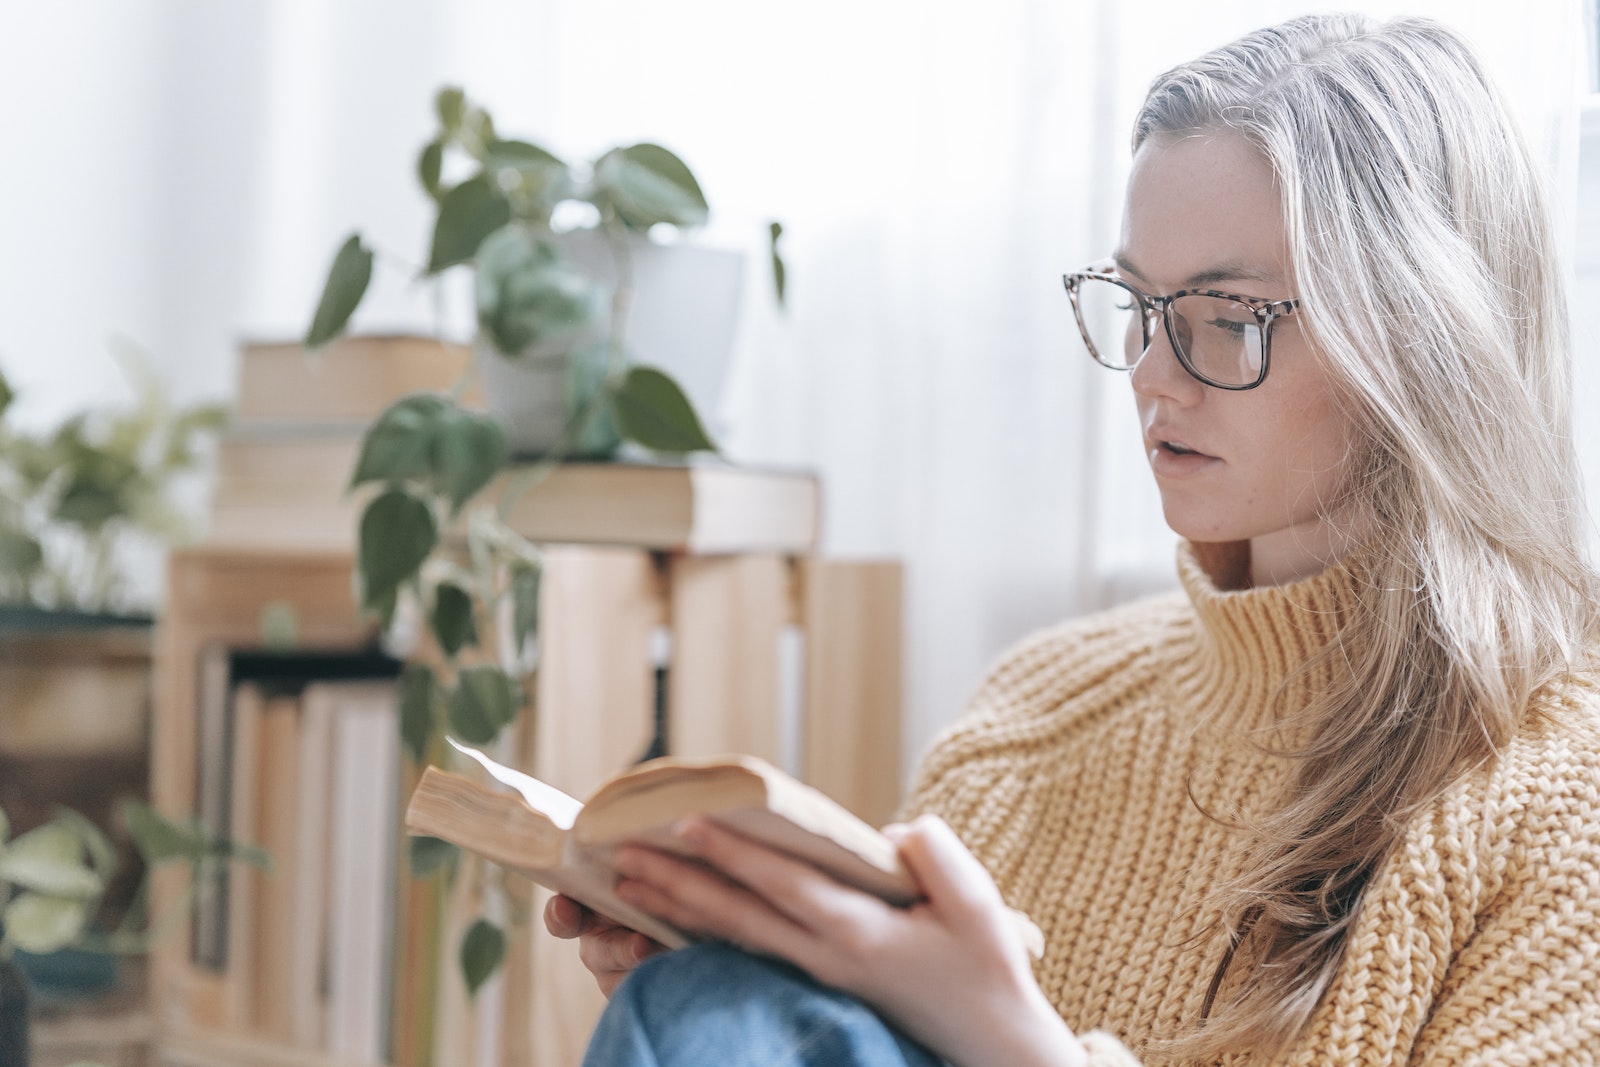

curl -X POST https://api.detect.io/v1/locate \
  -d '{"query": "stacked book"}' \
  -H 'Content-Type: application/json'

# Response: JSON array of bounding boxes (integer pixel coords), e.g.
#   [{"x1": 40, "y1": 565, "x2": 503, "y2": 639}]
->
[{"x1": 210, "y1": 337, "x2": 821, "y2": 555}]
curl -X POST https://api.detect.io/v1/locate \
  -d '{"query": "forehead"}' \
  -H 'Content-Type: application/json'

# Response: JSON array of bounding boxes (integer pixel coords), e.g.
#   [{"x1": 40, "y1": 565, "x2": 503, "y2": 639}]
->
[{"x1": 1118, "y1": 130, "x2": 1291, "y2": 290}]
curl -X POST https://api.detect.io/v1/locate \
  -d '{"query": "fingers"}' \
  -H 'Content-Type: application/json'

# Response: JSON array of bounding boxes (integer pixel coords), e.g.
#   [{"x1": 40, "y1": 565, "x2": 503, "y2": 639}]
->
[
  {"x1": 543, "y1": 894, "x2": 593, "y2": 939},
  {"x1": 544, "y1": 894, "x2": 666, "y2": 997},
  {"x1": 893, "y1": 814, "x2": 1006, "y2": 918}
]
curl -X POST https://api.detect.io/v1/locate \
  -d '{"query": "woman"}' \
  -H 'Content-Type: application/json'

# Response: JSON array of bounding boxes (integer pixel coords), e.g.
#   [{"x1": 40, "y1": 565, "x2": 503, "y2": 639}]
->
[{"x1": 547, "y1": 13, "x2": 1600, "y2": 1065}]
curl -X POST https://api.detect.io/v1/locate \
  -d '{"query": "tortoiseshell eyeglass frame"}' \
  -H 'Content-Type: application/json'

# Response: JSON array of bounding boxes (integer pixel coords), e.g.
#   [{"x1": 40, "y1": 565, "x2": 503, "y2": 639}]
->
[{"x1": 1062, "y1": 266, "x2": 1301, "y2": 391}]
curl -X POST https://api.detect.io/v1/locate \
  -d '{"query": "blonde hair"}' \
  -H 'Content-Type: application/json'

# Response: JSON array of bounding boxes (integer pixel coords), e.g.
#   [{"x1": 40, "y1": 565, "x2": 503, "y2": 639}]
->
[{"x1": 1134, "y1": 14, "x2": 1600, "y2": 1057}]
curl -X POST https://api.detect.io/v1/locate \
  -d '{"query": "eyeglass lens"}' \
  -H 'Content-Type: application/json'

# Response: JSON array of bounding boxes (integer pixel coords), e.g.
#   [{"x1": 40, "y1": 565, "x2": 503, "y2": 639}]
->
[{"x1": 1072, "y1": 277, "x2": 1264, "y2": 387}]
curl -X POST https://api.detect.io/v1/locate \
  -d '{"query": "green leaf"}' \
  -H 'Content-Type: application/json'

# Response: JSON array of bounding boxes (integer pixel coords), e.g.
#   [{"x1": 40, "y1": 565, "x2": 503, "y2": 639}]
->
[
  {"x1": 0, "y1": 529, "x2": 43, "y2": 575},
  {"x1": 4, "y1": 892, "x2": 90, "y2": 953},
  {"x1": 49, "y1": 809, "x2": 118, "y2": 882},
  {"x1": 0, "y1": 366, "x2": 14, "y2": 417},
  {"x1": 358, "y1": 490, "x2": 438, "y2": 612},
  {"x1": 510, "y1": 565, "x2": 540, "y2": 650},
  {"x1": 769, "y1": 220, "x2": 787, "y2": 308},
  {"x1": 305, "y1": 234, "x2": 375, "y2": 349},
  {"x1": 460, "y1": 918, "x2": 506, "y2": 997},
  {"x1": 486, "y1": 139, "x2": 564, "y2": 172},
  {"x1": 0, "y1": 806, "x2": 9, "y2": 845},
  {"x1": 436, "y1": 87, "x2": 467, "y2": 133},
  {"x1": 0, "y1": 823, "x2": 103, "y2": 898},
  {"x1": 418, "y1": 138, "x2": 445, "y2": 201},
  {"x1": 408, "y1": 835, "x2": 457, "y2": 878},
  {"x1": 54, "y1": 478, "x2": 125, "y2": 528},
  {"x1": 567, "y1": 342, "x2": 622, "y2": 459},
  {"x1": 225, "y1": 841, "x2": 274, "y2": 873},
  {"x1": 430, "y1": 581, "x2": 478, "y2": 658},
  {"x1": 351, "y1": 393, "x2": 451, "y2": 488},
  {"x1": 428, "y1": 176, "x2": 511, "y2": 273},
  {"x1": 433, "y1": 408, "x2": 508, "y2": 514},
  {"x1": 448, "y1": 666, "x2": 519, "y2": 745},
  {"x1": 124, "y1": 801, "x2": 207, "y2": 865},
  {"x1": 593, "y1": 143, "x2": 709, "y2": 229},
  {"x1": 609, "y1": 365, "x2": 717, "y2": 454},
  {"x1": 475, "y1": 230, "x2": 602, "y2": 355},
  {"x1": 399, "y1": 664, "x2": 440, "y2": 764}
]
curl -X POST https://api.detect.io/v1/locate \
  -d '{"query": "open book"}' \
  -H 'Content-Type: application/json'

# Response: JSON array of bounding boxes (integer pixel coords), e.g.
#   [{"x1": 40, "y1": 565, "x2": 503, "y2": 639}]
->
[{"x1": 404, "y1": 741, "x2": 1044, "y2": 957}]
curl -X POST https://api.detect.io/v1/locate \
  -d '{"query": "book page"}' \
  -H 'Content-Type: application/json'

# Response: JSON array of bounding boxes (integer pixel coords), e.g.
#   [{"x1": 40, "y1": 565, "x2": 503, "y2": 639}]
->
[{"x1": 447, "y1": 738, "x2": 584, "y2": 830}]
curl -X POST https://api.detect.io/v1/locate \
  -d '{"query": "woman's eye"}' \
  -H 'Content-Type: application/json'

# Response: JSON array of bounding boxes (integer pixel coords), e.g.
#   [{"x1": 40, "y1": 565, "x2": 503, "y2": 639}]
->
[{"x1": 1205, "y1": 318, "x2": 1251, "y2": 336}]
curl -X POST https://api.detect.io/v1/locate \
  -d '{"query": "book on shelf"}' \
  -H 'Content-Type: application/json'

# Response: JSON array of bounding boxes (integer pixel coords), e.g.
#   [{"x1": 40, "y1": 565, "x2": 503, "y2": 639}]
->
[
  {"x1": 209, "y1": 460, "x2": 821, "y2": 555},
  {"x1": 235, "y1": 334, "x2": 477, "y2": 421},
  {"x1": 405, "y1": 742, "x2": 1044, "y2": 958}
]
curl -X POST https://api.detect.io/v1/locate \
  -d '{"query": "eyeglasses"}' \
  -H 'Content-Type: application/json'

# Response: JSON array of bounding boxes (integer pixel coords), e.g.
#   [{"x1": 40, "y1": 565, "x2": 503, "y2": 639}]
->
[{"x1": 1062, "y1": 267, "x2": 1300, "y2": 390}]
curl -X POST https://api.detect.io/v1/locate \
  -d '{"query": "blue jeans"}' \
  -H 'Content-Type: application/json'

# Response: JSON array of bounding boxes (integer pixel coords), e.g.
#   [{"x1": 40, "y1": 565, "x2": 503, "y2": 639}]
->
[{"x1": 582, "y1": 943, "x2": 949, "y2": 1066}]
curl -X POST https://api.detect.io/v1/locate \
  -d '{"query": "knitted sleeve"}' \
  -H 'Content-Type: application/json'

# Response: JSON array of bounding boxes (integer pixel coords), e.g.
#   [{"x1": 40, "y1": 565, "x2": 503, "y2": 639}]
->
[{"x1": 1402, "y1": 716, "x2": 1600, "y2": 1064}]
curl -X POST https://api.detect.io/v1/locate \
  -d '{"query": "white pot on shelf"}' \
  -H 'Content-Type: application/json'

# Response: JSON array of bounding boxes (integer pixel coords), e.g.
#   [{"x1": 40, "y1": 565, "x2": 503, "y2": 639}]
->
[{"x1": 474, "y1": 232, "x2": 745, "y2": 458}]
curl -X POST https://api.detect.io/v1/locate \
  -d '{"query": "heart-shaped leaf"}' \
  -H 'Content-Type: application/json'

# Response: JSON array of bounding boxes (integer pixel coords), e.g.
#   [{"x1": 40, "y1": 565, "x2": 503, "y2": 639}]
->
[
  {"x1": 460, "y1": 918, "x2": 506, "y2": 997},
  {"x1": 430, "y1": 582, "x2": 478, "y2": 658},
  {"x1": 55, "y1": 478, "x2": 126, "y2": 529},
  {"x1": 124, "y1": 801, "x2": 208, "y2": 865},
  {"x1": 0, "y1": 823, "x2": 102, "y2": 898},
  {"x1": 49, "y1": 809, "x2": 118, "y2": 882},
  {"x1": 305, "y1": 234, "x2": 374, "y2": 348},
  {"x1": 399, "y1": 663, "x2": 441, "y2": 764},
  {"x1": 448, "y1": 666, "x2": 518, "y2": 745},
  {"x1": 418, "y1": 139, "x2": 446, "y2": 202},
  {"x1": 428, "y1": 176, "x2": 512, "y2": 274},
  {"x1": 351, "y1": 393, "x2": 450, "y2": 488},
  {"x1": 408, "y1": 835, "x2": 457, "y2": 878},
  {"x1": 593, "y1": 143, "x2": 709, "y2": 229},
  {"x1": 0, "y1": 529, "x2": 43, "y2": 575},
  {"x1": 358, "y1": 489, "x2": 438, "y2": 612},
  {"x1": 4, "y1": 892, "x2": 90, "y2": 953},
  {"x1": 433, "y1": 408, "x2": 508, "y2": 514},
  {"x1": 609, "y1": 365, "x2": 717, "y2": 454},
  {"x1": 476, "y1": 237, "x2": 603, "y2": 356},
  {"x1": 436, "y1": 87, "x2": 467, "y2": 133}
]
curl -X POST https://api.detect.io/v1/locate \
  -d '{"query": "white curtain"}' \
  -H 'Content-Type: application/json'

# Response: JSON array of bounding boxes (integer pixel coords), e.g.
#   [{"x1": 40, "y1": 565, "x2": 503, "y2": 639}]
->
[{"x1": 0, "y1": 0, "x2": 1585, "y2": 772}]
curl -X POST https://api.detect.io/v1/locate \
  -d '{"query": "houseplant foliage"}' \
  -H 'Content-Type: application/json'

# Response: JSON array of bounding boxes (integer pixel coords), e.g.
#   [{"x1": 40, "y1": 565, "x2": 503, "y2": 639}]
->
[
  {"x1": 0, "y1": 799, "x2": 268, "y2": 1059},
  {"x1": 0, "y1": 354, "x2": 228, "y2": 614},
  {"x1": 304, "y1": 87, "x2": 782, "y2": 995}
]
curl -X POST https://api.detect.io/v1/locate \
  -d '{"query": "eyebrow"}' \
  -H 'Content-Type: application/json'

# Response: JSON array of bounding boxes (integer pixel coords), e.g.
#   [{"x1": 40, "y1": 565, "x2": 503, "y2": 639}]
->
[{"x1": 1111, "y1": 251, "x2": 1283, "y2": 290}]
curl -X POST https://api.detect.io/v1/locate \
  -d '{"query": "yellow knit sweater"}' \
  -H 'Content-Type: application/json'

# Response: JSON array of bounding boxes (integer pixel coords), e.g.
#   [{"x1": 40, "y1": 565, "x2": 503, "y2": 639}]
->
[{"x1": 904, "y1": 544, "x2": 1600, "y2": 1065}]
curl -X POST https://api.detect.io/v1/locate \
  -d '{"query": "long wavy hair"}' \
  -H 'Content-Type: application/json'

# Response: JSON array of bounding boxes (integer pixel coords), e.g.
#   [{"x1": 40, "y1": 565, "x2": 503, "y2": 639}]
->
[{"x1": 1133, "y1": 14, "x2": 1600, "y2": 1058}]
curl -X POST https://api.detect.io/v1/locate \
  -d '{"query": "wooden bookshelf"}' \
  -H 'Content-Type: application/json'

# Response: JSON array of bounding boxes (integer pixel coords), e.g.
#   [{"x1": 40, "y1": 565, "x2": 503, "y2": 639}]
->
[
  {"x1": 149, "y1": 541, "x2": 901, "y2": 1067},
  {"x1": 147, "y1": 325, "x2": 901, "y2": 1067}
]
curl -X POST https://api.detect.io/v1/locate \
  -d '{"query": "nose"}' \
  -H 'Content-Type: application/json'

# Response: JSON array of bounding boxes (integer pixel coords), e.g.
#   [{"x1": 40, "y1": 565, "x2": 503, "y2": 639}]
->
[{"x1": 1128, "y1": 315, "x2": 1202, "y2": 404}]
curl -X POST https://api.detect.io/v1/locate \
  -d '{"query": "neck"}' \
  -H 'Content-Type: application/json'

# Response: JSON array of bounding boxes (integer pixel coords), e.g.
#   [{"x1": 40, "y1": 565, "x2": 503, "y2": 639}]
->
[{"x1": 1248, "y1": 510, "x2": 1371, "y2": 588}]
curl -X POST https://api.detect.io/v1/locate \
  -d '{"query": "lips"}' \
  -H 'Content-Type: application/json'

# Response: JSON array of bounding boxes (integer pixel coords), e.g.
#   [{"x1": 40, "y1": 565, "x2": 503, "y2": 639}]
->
[{"x1": 1147, "y1": 432, "x2": 1217, "y2": 460}]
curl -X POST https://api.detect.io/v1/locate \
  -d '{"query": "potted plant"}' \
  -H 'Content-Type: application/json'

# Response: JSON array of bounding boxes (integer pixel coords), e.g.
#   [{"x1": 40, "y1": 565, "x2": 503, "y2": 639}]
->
[
  {"x1": 305, "y1": 85, "x2": 765, "y2": 459},
  {"x1": 0, "y1": 351, "x2": 229, "y2": 617},
  {"x1": 0, "y1": 799, "x2": 266, "y2": 1066},
  {"x1": 301, "y1": 87, "x2": 784, "y2": 996},
  {"x1": 0, "y1": 352, "x2": 230, "y2": 1059}
]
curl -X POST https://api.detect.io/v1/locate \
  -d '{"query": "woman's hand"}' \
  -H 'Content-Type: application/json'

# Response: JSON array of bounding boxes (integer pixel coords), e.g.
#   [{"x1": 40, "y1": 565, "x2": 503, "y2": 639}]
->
[
  {"x1": 609, "y1": 813, "x2": 1086, "y2": 1067},
  {"x1": 541, "y1": 893, "x2": 667, "y2": 998}
]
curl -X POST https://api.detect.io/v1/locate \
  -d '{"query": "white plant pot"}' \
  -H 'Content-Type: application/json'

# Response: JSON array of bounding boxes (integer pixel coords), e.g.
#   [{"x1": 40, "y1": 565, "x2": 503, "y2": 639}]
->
[{"x1": 475, "y1": 232, "x2": 746, "y2": 457}]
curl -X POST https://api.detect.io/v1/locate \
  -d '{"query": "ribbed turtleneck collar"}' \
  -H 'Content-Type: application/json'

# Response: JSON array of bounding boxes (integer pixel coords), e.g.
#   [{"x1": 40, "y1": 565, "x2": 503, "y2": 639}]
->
[{"x1": 1175, "y1": 540, "x2": 1367, "y2": 732}]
